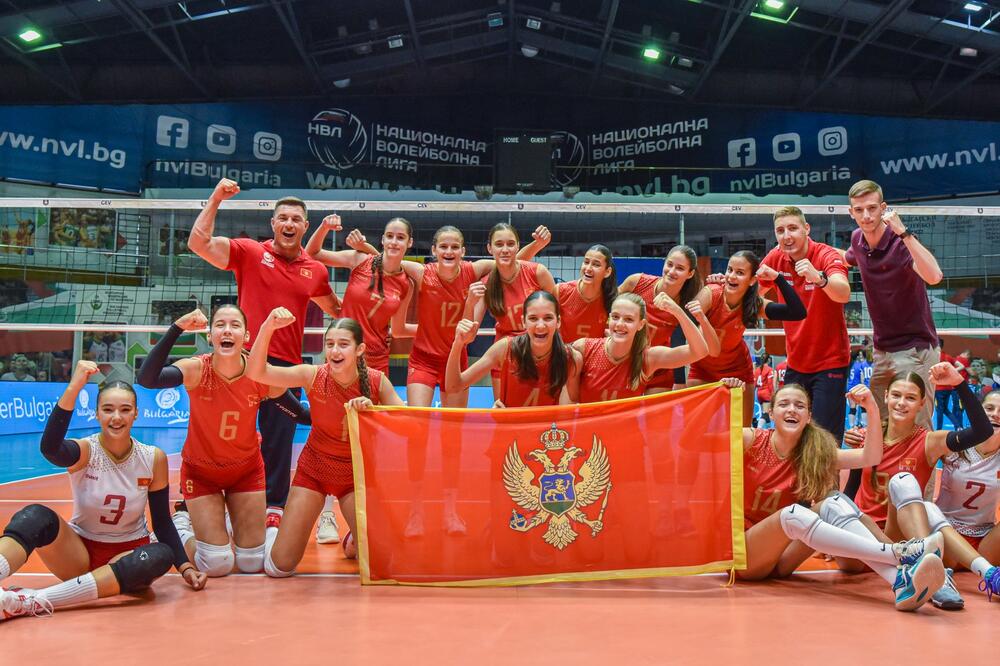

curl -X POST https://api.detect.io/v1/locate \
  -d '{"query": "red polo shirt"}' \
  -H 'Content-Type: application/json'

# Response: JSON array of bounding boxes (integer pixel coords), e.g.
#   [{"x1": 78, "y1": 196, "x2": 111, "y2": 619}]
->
[
  {"x1": 761, "y1": 240, "x2": 850, "y2": 374},
  {"x1": 226, "y1": 238, "x2": 332, "y2": 364}
]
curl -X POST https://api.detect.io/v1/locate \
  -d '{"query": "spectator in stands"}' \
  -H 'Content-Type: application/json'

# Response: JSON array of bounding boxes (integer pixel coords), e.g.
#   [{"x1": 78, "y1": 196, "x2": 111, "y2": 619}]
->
[{"x1": 2, "y1": 355, "x2": 36, "y2": 381}]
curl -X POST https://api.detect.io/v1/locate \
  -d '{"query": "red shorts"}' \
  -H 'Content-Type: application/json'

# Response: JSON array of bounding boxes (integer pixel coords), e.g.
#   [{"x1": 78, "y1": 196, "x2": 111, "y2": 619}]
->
[
  {"x1": 80, "y1": 535, "x2": 151, "y2": 569},
  {"x1": 292, "y1": 445, "x2": 355, "y2": 498},
  {"x1": 962, "y1": 533, "x2": 985, "y2": 551},
  {"x1": 366, "y1": 351, "x2": 389, "y2": 374},
  {"x1": 180, "y1": 454, "x2": 265, "y2": 500},
  {"x1": 407, "y1": 347, "x2": 466, "y2": 390},
  {"x1": 687, "y1": 365, "x2": 754, "y2": 386}
]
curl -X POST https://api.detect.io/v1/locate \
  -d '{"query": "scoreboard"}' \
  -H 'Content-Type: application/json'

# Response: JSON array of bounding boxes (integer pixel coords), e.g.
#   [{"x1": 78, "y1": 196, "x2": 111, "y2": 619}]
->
[{"x1": 493, "y1": 130, "x2": 552, "y2": 193}]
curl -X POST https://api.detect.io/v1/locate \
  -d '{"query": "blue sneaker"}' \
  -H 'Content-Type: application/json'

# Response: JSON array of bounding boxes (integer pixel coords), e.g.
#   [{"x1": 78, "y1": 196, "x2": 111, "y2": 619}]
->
[
  {"x1": 893, "y1": 552, "x2": 945, "y2": 612},
  {"x1": 892, "y1": 532, "x2": 944, "y2": 567},
  {"x1": 980, "y1": 566, "x2": 1000, "y2": 602},
  {"x1": 930, "y1": 568, "x2": 964, "y2": 610}
]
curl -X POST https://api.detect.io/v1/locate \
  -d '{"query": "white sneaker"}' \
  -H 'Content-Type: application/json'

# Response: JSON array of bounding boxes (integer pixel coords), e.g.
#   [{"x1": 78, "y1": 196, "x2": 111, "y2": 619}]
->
[
  {"x1": 1, "y1": 587, "x2": 52, "y2": 621},
  {"x1": 316, "y1": 511, "x2": 340, "y2": 544}
]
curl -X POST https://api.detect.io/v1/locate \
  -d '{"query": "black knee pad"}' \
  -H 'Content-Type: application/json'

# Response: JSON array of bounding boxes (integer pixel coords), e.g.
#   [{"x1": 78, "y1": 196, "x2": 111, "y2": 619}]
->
[
  {"x1": 3, "y1": 504, "x2": 60, "y2": 556},
  {"x1": 109, "y1": 543, "x2": 172, "y2": 593}
]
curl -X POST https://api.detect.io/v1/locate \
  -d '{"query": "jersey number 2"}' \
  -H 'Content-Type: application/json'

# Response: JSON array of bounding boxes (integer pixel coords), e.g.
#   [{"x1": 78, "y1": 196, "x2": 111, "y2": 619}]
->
[
  {"x1": 100, "y1": 494, "x2": 126, "y2": 525},
  {"x1": 963, "y1": 481, "x2": 987, "y2": 510}
]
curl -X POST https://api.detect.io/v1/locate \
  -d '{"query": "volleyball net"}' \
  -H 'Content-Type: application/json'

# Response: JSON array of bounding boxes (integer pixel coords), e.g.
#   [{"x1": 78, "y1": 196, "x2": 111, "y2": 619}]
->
[{"x1": 0, "y1": 197, "x2": 996, "y2": 393}]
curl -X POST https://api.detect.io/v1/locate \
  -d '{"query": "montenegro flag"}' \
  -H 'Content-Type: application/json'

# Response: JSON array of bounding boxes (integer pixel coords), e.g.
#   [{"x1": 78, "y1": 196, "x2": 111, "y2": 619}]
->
[{"x1": 348, "y1": 383, "x2": 745, "y2": 586}]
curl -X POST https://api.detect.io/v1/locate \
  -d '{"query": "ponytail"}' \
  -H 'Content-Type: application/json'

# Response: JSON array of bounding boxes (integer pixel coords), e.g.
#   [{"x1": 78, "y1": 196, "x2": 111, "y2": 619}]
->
[
  {"x1": 325, "y1": 317, "x2": 371, "y2": 398},
  {"x1": 368, "y1": 217, "x2": 414, "y2": 298},
  {"x1": 730, "y1": 250, "x2": 764, "y2": 327},
  {"x1": 485, "y1": 223, "x2": 519, "y2": 319}
]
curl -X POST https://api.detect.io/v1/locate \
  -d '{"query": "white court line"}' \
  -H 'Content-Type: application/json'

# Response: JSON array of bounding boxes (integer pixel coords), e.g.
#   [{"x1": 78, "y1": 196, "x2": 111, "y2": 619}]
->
[{"x1": 0, "y1": 472, "x2": 64, "y2": 487}]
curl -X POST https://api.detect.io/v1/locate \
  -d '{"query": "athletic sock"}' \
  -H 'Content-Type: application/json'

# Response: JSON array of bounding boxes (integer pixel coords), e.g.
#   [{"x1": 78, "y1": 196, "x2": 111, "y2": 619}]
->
[
  {"x1": 971, "y1": 556, "x2": 993, "y2": 578},
  {"x1": 171, "y1": 511, "x2": 194, "y2": 546},
  {"x1": 36, "y1": 573, "x2": 99, "y2": 608},
  {"x1": 322, "y1": 496, "x2": 336, "y2": 513},
  {"x1": 0, "y1": 554, "x2": 10, "y2": 581}
]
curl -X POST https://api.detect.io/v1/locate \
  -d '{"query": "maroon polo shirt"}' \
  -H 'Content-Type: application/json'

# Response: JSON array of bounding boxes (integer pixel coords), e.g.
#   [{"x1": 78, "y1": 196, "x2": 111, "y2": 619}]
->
[
  {"x1": 844, "y1": 227, "x2": 937, "y2": 353},
  {"x1": 226, "y1": 238, "x2": 332, "y2": 364}
]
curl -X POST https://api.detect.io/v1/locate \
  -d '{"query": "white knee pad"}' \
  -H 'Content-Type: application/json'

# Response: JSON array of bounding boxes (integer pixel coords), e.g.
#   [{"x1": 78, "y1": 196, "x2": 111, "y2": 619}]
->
[
  {"x1": 923, "y1": 501, "x2": 949, "y2": 534},
  {"x1": 234, "y1": 544, "x2": 265, "y2": 573},
  {"x1": 778, "y1": 504, "x2": 821, "y2": 542},
  {"x1": 194, "y1": 541, "x2": 235, "y2": 577},
  {"x1": 264, "y1": 551, "x2": 293, "y2": 579},
  {"x1": 819, "y1": 493, "x2": 863, "y2": 529},
  {"x1": 888, "y1": 472, "x2": 923, "y2": 510}
]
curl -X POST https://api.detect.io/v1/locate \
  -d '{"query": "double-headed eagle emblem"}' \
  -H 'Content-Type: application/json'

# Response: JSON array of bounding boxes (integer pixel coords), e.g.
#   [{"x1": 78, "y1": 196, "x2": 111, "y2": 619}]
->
[{"x1": 504, "y1": 423, "x2": 613, "y2": 550}]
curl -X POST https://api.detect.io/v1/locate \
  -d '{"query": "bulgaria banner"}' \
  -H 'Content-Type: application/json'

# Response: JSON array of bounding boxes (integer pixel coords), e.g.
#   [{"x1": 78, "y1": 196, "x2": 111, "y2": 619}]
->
[{"x1": 348, "y1": 383, "x2": 745, "y2": 586}]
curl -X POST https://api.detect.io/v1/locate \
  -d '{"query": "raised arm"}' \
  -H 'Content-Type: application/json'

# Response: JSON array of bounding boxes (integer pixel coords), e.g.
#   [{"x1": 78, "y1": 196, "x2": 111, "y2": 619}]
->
[
  {"x1": 618, "y1": 273, "x2": 640, "y2": 295},
  {"x1": 835, "y1": 386, "x2": 883, "y2": 469},
  {"x1": 246, "y1": 307, "x2": 318, "y2": 389},
  {"x1": 304, "y1": 214, "x2": 370, "y2": 269},
  {"x1": 793, "y1": 256, "x2": 850, "y2": 304},
  {"x1": 463, "y1": 281, "x2": 486, "y2": 320},
  {"x1": 517, "y1": 226, "x2": 551, "y2": 261},
  {"x1": 536, "y1": 264, "x2": 558, "y2": 298},
  {"x1": 645, "y1": 294, "x2": 708, "y2": 371},
  {"x1": 692, "y1": 287, "x2": 721, "y2": 357},
  {"x1": 924, "y1": 363, "x2": 993, "y2": 463},
  {"x1": 40, "y1": 360, "x2": 99, "y2": 470},
  {"x1": 758, "y1": 265, "x2": 806, "y2": 321},
  {"x1": 136, "y1": 308, "x2": 207, "y2": 389},
  {"x1": 884, "y1": 210, "x2": 943, "y2": 285},
  {"x1": 188, "y1": 179, "x2": 238, "y2": 270},
  {"x1": 390, "y1": 282, "x2": 417, "y2": 339},
  {"x1": 445, "y1": 321, "x2": 505, "y2": 393}
]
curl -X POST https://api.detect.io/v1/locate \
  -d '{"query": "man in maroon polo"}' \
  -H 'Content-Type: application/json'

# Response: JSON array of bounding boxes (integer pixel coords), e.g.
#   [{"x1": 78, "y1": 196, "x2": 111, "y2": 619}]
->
[
  {"x1": 188, "y1": 179, "x2": 340, "y2": 513},
  {"x1": 845, "y1": 179, "x2": 943, "y2": 428}
]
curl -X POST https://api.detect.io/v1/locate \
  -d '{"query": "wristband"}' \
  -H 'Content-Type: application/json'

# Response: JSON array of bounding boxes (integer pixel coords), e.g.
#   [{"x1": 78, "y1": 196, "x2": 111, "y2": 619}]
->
[
  {"x1": 899, "y1": 229, "x2": 913, "y2": 239},
  {"x1": 815, "y1": 271, "x2": 829, "y2": 288}
]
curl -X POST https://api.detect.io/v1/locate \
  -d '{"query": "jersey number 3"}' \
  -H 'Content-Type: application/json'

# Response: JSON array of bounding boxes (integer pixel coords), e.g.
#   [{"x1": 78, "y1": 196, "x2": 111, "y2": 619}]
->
[{"x1": 100, "y1": 494, "x2": 127, "y2": 525}]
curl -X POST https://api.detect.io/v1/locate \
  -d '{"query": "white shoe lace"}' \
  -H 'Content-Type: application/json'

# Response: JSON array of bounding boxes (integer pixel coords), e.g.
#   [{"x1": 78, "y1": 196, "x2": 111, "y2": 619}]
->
[{"x1": 2, "y1": 589, "x2": 53, "y2": 619}]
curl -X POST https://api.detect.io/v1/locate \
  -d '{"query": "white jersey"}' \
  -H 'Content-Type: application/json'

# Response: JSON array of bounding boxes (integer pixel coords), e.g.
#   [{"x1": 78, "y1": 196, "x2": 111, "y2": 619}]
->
[
  {"x1": 939, "y1": 448, "x2": 1000, "y2": 537},
  {"x1": 68, "y1": 433, "x2": 157, "y2": 543}
]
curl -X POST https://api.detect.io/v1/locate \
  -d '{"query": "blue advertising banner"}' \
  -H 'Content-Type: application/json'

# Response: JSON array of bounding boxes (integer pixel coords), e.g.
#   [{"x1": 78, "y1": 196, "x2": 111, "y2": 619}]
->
[
  {"x1": 0, "y1": 382, "x2": 494, "y2": 435},
  {"x1": 1, "y1": 98, "x2": 997, "y2": 198}
]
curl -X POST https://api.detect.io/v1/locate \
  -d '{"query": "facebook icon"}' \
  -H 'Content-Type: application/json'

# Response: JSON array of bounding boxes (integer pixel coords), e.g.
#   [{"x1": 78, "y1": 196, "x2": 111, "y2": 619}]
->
[
  {"x1": 727, "y1": 138, "x2": 756, "y2": 168},
  {"x1": 156, "y1": 115, "x2": 189, "y2": 148}
]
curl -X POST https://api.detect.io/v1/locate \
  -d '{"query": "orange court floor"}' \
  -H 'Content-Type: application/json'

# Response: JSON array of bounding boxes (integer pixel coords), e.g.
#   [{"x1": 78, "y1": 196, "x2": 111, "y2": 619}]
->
[{"x1": 1, "y1": 457, "x2": 995, "y2": 665}]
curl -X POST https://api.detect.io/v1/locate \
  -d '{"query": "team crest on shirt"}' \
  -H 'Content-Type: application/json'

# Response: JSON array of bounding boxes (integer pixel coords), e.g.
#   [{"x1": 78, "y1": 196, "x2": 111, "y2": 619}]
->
[
  {"x1": 300, "y1": 268, "x2": 313, "y2": 278},
  {"x1": 246, "y1": 394, "x2": 262, "y2": 407},
  {"x1": 504, "y1": 423, "x2": 613, "y2": 550},
  {"x1": 901, "y1": 457, "x2": 917, "y2": 472},
  {"x1": 137, "y1": 477, "x2": 151, "y2": 488},
  {"x1": 261, "y1": 251, "x2": 275, "y2": 269}
]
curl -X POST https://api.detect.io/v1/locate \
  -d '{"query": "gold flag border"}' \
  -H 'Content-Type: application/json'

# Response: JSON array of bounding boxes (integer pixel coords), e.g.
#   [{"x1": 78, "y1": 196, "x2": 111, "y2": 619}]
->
[{"x1": 348, "y1": 381, "x2": 746, "y2": 587}]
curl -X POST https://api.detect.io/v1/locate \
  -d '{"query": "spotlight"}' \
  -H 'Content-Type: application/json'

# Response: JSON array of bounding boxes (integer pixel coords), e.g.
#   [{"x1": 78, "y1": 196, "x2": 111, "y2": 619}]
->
[
  {"x1": 764, "y1": 0, "x2": 784, "y2": 9},
  {"x1": 521, "y1": 44, "x2": 539, "y2": 57},
  {"x1": 667, "y1": 84, "x2": 685, "y2": 95},
  {"x1": 487, "y1": 12, "x2": 504, "y2": 28},
  {"x1": 964, "y1": 2, "x2": 983, "y2": 11},
  {"x1": 388, "y1": 34, "x2": 404, "y2": 49},
  {"x1": 960, "y1": 47, "x2": 978, "y2": 56},
  {"x1": 526, "y1": 17, "x2": 542, "y2": 30},
  {"x1": 333, "y1": 78, "x2": 351, "y2": 89},
  {"x1": 675, "y1": 56, "x2": 693, "y2": 67},
  {"x1": 18, "y1": 28, "x2": 41, "y2": 42},
  {"x1": 643, "y1": 47, "x2": 661, "y2": 60}
]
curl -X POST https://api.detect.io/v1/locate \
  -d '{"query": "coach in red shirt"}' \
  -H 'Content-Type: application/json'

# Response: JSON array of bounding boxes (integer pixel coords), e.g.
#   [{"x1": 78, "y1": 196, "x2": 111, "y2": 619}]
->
[
  {"x1": 845, "y1": 179, "x2": 942, "y2": 428},
  {"x1": 188, "y1": 179, "x2": 340, "y2": 511},
  {"x1": 761, "y1": 206, "x2": 852, "y2": 444}
]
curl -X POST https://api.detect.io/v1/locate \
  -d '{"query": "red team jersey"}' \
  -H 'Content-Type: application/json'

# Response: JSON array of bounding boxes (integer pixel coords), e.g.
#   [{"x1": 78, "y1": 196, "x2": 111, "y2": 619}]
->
[
  {"x1": 481, "y1": 261, "x2": 542, "y2": 341},
  {"x1": 413, "y1": 261, "x2": 477, "y2": 357},
  {"x1": 341, "y1": 255, "x2": 411, "y2": 372},
  {"x1": 182, "y1": 354, "x2": 270, "y2": 467},
  {"x1": 856, "y1": 427, "x2": 933, "y2": 526},
  {"x1": 755, "y1": 364, "x2": 774, "y2": 402},
  {"x1": 689, "y1": 283, "x2": 753, "y2": 383},
  {"x1": 557, "y1": 280, "x2": 608, "y2": 342},
  {"x1": 577, "y1": 338, "x2": 646, "y2": 403},
  {"x1": 497, "y1": 341, "x2": 561, "y2": 407},
  {"x1": 775, "y1": 361, "x2": 788, "y2": 388},
  {"x1": 630, "y1": 274, "x2": 680, "y2": 389},
  {"x1": 760, "y1": 241, "x2": 850, "y2": 373},
  {"x1": 226, "y1": 238, "x2": 333, "y2": 364},
  {"x1": 743, "y1": 429, "x2": 799, "y2": 528},
  {"x1": 305, "y1": 364, "x2": 384, "y2": 458}
]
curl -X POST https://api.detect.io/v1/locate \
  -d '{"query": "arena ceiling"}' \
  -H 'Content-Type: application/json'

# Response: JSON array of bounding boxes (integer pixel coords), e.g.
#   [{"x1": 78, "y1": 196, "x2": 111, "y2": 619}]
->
[{"x1": 2, "y1": 0, "x2": 1000, "y2": 119}]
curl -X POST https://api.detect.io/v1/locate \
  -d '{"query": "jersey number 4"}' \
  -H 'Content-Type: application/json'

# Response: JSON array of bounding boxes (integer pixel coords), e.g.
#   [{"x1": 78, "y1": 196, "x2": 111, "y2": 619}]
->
[{"x1": 100, "y1": 494, "x2": 127, "y2": 525}]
